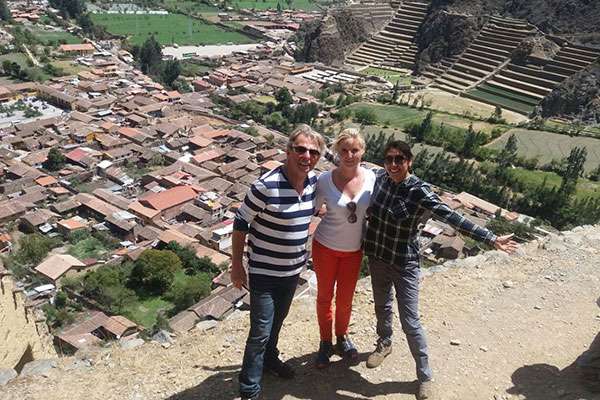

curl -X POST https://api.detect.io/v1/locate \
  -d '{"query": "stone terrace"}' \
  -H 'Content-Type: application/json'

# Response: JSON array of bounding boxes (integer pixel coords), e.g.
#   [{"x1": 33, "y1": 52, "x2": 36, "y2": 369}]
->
[
  {"x1": 345, "y1": 1, "x2": 429, "y2": 68},
  {"x1": 432, "y1": 16, "x2": 533, "y2": 95}
]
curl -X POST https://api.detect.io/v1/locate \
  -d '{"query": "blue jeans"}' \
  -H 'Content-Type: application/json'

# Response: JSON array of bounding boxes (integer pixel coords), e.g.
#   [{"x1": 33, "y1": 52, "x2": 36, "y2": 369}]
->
[
  {"x1": 369, "y1": 258, "x2": 433, "y2": 382},
  {"x1": 239, "y1": 273, "x2": 299, "y2": 398}
]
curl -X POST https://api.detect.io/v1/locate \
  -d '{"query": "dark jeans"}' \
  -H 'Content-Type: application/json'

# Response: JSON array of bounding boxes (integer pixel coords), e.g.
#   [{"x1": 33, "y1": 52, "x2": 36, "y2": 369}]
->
[
  {"x1": 239, "y1": 273, "x2": 299, "y2": 398},
  {"x1": 369, "y1": 258, "x2": 432, "y2": 382}
]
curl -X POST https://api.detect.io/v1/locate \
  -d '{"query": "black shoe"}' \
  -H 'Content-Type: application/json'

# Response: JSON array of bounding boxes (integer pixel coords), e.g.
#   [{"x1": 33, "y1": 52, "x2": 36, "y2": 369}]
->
[
  {"x1": 240, "y1": 395, "x2": 259, "y2": 400},
  {"x1": 335, "y1": 335, "x2": 359, "y2": 360},
  {"x1": 315, "y1": 340, "x2": 335, "y2": 369},
  {"x1": 264, "y1": 358, "x2": 295, "y2": 379}
]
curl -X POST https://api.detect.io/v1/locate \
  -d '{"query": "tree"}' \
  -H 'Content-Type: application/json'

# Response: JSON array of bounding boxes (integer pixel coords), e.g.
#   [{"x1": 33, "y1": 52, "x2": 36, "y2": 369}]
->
[
  {"x1": 588, "y1": 163, "x2": 600, "y2": 182},
  {"x1": 14, "y1": 234, "x2": 60, "y2": 266},
  {"x1": 165, "y1": 241, "x2": 219, "y2": 275},
  {"x1": 559, "y1": 146, "x2": 587, "y2": 196},
  {"x1": 497, "y1": 133, "x2": 518, "y2": 169},
  {"x1": 129, "y1": 249, "x2": 182, "y2": 295},
  {"x1": 0, "y1": 0, "x2": 11, "y2": 22},
  {"x1": 276, "y1": 1, "x2": 282, "y2": 12},
  {"x1": 160, "y1": 59, "x2": 181, "y2": 88},
  {"x1": 164, "y1": 273, "x2": 211, "y2": 311},
  {"x1": 139, "y1": 35, "x2": 162, "y2": 74},
  {"x1": 460, "y1": 123, "x2": 481, "y2": 159},
  {"x1": 275, "y1": 87, "x2": 293, "y2": 110},
  {"x1": 43, "y1": 147, "x2": 66, "y2": 171}
]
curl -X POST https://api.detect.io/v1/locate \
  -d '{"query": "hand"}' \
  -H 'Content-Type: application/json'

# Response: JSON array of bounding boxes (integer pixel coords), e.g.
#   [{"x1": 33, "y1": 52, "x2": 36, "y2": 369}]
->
[
  {"x1": 494, "y1": 234, "x2": 519, "y2": 254},
  {"x1": 230, "y1": 264, "x2": 248, "y2": 290}
]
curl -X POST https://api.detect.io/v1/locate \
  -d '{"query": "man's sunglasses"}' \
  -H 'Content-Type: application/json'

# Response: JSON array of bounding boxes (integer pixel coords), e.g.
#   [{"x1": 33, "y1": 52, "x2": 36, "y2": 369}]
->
[
  {"x1": 347, "y1": 201, "x2": 357, "y2": 224},
  {"x1": 292, "y1": 145, "x2": 321, "y2": 158},
  {"x1": 384, "y1": 155, "x2": 407, "y2": 165}
]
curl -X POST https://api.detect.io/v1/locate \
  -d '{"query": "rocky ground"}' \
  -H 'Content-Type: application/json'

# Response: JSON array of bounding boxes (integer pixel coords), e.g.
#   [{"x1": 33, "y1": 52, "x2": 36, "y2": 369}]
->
[{"x1": 4, "y1": 226, "x2": 600, "y2": 400}]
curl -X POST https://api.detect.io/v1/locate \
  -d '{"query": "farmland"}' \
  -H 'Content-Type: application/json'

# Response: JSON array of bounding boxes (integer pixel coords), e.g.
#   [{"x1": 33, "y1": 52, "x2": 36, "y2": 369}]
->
[
  {"x1": 487, "y1": 128, "x2": 600, "y2": 173},
  {"x1": 509, "y1": 168, "x2": 600, "y2": 200},
  {"x1": 90, "y1": 13, "x2": 255, "y2": 46},
  {"x1": 229, "y1": 0, "x2": 321, "y2": 11},
  {"x1": 342, "y1": 102, "x2": 507, "y2": 136},
  {"x1": 27, "y1": 27, "x2": 81, "y2": 45}
]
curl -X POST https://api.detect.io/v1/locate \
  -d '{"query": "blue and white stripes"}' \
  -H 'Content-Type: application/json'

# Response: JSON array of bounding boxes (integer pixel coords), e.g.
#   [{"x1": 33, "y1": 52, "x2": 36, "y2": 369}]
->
[{"x1": 234, "y1": 166, "x2": 317, "y2": 277}]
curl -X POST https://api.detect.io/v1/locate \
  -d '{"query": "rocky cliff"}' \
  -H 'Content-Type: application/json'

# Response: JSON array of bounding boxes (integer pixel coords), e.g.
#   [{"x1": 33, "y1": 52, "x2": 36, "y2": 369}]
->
[
  {"x1": 294, "y1": 7, "x2": 391, "y2": 65},
  {"x1": 3, "y1": 226, "x2": 600, "y2": 399},
  {"x1": 0, "y1": 271, "x2": 56, "y2": 376},
  {"x1": 541, "y1": 61, "x2": 600, "y2": 123}
]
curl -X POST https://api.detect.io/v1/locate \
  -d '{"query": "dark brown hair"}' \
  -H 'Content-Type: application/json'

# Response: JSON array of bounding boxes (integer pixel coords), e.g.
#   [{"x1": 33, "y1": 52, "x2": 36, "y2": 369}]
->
[{"x1": 383, "y1": 140, "x2": 413, "y2": 160}]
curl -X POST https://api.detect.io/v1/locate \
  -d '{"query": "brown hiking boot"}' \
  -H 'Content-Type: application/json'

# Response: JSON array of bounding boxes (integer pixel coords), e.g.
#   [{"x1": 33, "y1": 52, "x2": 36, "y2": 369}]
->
[
  {"x1": 418, "y1": 380, "x2": 435, "y2": 400},
  {"x1": 366, "y1": 340, "x2": 392, "y2": 368}
]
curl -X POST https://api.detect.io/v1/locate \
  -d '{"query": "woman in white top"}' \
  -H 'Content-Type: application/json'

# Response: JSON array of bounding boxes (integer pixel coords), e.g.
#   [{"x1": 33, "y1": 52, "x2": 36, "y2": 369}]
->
[{"x1": 312, "y1": 128, "x2": 376, "y2": 368}]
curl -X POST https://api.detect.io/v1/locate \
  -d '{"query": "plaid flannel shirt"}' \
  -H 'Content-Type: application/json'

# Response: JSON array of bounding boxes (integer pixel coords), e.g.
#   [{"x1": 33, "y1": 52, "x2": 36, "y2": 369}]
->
[{"x1": 363, "y1": 170, "x2": 497, "y2": 266}]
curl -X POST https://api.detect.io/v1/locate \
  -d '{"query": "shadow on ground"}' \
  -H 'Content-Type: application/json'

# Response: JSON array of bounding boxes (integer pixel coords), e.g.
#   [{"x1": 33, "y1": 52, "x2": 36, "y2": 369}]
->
[
  {"x1": 164, "y1": 352, "x2": 417, "y2": 400},
  {"x1": 508, "y1": 330, "x2": 600, "y2": 400}
]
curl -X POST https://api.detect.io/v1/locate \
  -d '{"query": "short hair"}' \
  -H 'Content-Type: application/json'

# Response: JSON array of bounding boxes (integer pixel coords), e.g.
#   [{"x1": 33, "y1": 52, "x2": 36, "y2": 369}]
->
[
  {"x1": 287, "y1": 124, "x2": 326, "y2": 154},
  {"x1": 384, "y1": 140, "x2": 413, "y2": 160},
  {"x1": 333, "y1": 128, "x2": 365, "y2": 154}
]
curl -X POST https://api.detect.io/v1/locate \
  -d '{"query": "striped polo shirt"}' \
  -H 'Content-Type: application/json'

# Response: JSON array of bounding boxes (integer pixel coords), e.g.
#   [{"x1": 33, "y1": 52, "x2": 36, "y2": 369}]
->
[{"x1": 233, "y1": 166, "x2": 317, "y2": 278}]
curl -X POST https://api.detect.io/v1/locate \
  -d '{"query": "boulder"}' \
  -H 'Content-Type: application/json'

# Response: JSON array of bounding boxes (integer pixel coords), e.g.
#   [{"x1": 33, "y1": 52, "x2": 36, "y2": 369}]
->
[
  {"x1": 0, "y1": 369, "x2": 17, "y2": 386},
  {"x1": 20, "y1": 359, "x2": 57, "y2": 377}
]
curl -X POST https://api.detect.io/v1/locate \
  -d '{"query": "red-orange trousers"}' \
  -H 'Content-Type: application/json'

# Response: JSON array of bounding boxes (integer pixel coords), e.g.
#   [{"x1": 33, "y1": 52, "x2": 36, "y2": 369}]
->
[{"x1": 312, "y1": 239, "x2": 363, "y2": 341}]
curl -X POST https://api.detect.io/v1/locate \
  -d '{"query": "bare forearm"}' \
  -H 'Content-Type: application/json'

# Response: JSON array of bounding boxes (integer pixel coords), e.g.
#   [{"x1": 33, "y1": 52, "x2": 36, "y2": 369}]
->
[{"x1": 231, "y1": 229, "x2": 248, "y2": 270}]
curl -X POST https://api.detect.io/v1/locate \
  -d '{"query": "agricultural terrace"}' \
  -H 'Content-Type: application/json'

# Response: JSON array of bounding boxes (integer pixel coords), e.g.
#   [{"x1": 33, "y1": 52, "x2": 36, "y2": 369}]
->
[
  {"x1": 361, "y1": 66, "x2": 412, "y2": 85},
  {"x1": 229, "y1": 0, "x2": 321, "y2": 11},
  {"x1": 488, "y1": 129, "x2": 600, "y2": 173},
  {"x1": 90, "y1": 13, "x2": 255, "y2": 46},
  {"x1": 343, "y1": 102, "x2": 507, "y2": 136}
]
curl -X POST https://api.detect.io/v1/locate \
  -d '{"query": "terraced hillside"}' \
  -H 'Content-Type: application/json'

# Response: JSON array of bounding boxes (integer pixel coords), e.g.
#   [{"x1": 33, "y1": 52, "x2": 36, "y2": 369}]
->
[
  {"x1": 464, "y1": 44, "x2": 600, "y2": 114},
  {"x1": 345, "y1": 1, "x2": 429, "y2": 68},
  {"x1": 431, "y1": 16, "x2": 533, "y2": 95}
]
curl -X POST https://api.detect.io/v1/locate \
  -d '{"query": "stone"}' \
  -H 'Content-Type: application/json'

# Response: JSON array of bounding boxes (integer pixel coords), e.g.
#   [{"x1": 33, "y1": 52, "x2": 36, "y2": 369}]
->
[
  {"x1": 64, "y1": 359, "x2": 92, "y2": 371},
  {"x1": 479, "y1": 346, "x2": 489, "y2": 352},
  {"x1": 20, "y1": 359, "x2": 57, "y2": 377},
  {"x1": 196, "y1": 320, "x2": 218, "y2": 332},
  {"x1": 120, "y1": 338, "x2": 145, "y2": 350},
  {"x1": 152, "y1": 330, "x2": 175, "y2": 345},
  {"x1": 502, "y1": 281, "x2": 514, "y2": 289},
  {"x1": 534, "y1": 305, "x2": 542, "y2": 310},
  {"x1": 0, "y1": 369, "x2": 17, "y2": 386},
  {"x1": 450, "y1": 339, "x2": 461, "y2": 346}
]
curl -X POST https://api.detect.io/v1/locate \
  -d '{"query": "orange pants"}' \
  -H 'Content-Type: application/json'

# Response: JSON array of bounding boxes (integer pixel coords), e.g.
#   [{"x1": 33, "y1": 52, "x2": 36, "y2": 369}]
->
[{"x1": 312, "y1": 239, "x2": 363, "y2": 341}]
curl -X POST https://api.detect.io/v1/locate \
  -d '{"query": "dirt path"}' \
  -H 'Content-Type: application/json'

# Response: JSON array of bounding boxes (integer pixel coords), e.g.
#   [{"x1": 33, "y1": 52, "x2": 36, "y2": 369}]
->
[{"x1": 4, "y1": 228, "x2": 600, "y2": 400}]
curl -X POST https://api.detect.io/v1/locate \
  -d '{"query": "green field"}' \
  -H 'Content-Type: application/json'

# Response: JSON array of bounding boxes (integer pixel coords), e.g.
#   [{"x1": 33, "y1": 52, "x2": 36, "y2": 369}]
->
[
  {"x1": 122, "y1": 296, "x2": 173, "y2": 328},
  {"x1": 162, "y1": 0, "x2": 220, "y2": 14},
  {"x1": 344, "y1": 102, "x2": 428, "y2": 128},
  {"x1": 509, "y1": 168, "x2": 600, "y2": 200},
  {"x1": 230, "y1": 0, "x2": 320, "y2": 11},
  {"x1": 91, "y1": 13, "x2": 255, "y2": 46},
  {"x1": 361, "y1": 67, "x2": 412, "y2": 85},
  {"x1": 488, "y1": 128, "x2": 600, "y2": 173},
  {"x1": 465, "y1": 88, "x2": 535, "y2": 115},
  {"x1": 0, "y1": 53, "x2": 51, "y2": 81},
  {"x1": 342, "y1": 102, "x2": 504, "y2": 136},
  {"x1": 27, "y1": 27, "x2": 81, "y2": 45}
]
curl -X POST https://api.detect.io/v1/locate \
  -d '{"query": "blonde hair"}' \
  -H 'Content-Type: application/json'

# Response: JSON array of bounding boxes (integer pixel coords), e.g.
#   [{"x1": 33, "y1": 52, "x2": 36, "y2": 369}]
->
[
  {"x1": 333, "y1": 128, "x2": 365, "y2": 154},
  {"x1": 287, "y1": 124, "x2": 326, "y2": 154}
]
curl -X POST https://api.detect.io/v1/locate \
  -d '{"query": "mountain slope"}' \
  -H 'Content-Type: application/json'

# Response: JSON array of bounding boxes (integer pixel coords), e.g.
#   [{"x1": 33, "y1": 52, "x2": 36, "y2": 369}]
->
[{"x1": 4, "y1": 226, "x2": 600, "y2": 399}]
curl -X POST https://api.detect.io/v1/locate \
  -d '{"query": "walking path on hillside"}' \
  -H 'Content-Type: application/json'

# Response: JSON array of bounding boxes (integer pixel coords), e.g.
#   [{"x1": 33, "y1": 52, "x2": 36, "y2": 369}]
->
[{"x1": 4, "y1": 227, "x2": 600, "y2": 400}]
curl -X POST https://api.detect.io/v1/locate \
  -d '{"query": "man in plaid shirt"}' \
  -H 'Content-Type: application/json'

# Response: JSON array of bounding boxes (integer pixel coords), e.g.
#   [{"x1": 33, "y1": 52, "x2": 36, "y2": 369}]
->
[{"x1": 363, "y1": 140, "x2": 517, "y2": 400}]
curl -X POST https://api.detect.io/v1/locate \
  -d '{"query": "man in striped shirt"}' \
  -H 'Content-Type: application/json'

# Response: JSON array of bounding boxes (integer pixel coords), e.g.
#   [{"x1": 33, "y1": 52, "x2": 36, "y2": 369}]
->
[{"x1": 231, "y1": 125, "x2": 325, "y2": 400}]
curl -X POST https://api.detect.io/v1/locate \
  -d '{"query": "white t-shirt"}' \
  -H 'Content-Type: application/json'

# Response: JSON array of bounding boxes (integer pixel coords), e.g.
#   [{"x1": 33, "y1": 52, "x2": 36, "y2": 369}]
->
[{"x1": 314, "y1": 167, "x2": 376, "y2": 252}]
